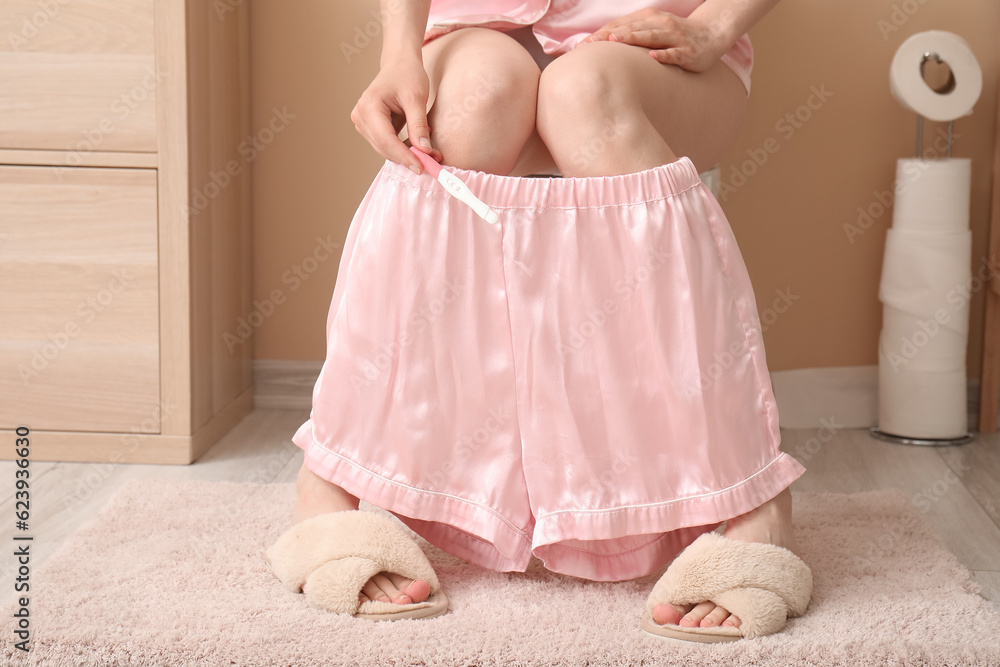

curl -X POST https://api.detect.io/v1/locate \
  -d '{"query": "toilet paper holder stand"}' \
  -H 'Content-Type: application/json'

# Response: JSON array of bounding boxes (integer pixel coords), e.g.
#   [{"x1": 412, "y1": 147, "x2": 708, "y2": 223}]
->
[
  {"x1": 870, "y1": 51, "x2": 975, "y2": 447},
  {"x1": 869, "y1": 428, "x2": 974, "y2": 447},
  {"x1": 915, "y1": 115, "x2": 953, "y2": 158},
  {"x1": 914, "y1": 51, "x2": 955, "y2": 159}
]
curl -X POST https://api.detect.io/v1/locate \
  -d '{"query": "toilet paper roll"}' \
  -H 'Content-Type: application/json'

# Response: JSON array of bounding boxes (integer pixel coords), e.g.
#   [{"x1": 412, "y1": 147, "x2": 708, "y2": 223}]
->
[
  {"x1": 890, "y1": 30, "x2": 982, "y2": 122},
  {"x1": 875, "y1": 154, "x2": 972, "y2": 440},
  {"x1": 891, "y1": 158, "x2": 971, "y2": 233},
  {"x1": 877, "y1": 228, "x2": 971, "y2": 436},
  {"x1": 699, "y1": 165, "x2": 721, "y2": 200},
  {"x1": 880, "y1": 305, "x2": 966, "y2": 372},
  {"x1": 878, "y1": 228, "x2": 972, "y2": 333},
  {"x1": 877, "y1": 356, "x2": 968, "y2": 438}
]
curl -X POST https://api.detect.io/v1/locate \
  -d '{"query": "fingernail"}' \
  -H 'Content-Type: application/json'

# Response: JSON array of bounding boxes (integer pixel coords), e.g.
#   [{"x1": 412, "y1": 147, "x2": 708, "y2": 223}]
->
[
  {"x1": 419, "y1": 137, "x2": 431, "y2": 147},
  {"x1": 410, "y1": 165, "x2": 421, "y2": 175},
  {"x1": 395, "y1": 594, "x2": 411, "y2": 604},
  {"x1": 609, "y1": 34, "x2": 618, "y2": 41}
]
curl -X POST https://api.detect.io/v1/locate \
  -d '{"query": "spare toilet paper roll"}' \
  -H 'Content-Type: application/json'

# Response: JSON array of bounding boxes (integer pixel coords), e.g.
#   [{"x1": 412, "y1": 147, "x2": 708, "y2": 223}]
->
[
  {"x1": 891, "y1": 158, "x2": 971, "y2": 233},
  {"x1": 878, "y1": 230, "x2": 970, "y2": 399},
  {"x1": 876, "y1": 155, "x2": 972, "y2": 439},
  {"x1": 890, "y1": 30, "x2": 982, "y2": 122},
  {"x1": 877, "y1": 357, "x2": 968, "y2": 438},
  {"x1": 878, "y1": 228, "x2": 972, "y2": 331},
  {"x1": 880, "y1": 305, "x2": 966, "y2": 373},
  {"x1": 878, "y1": 315, "x2": 969, "y2": 438}
]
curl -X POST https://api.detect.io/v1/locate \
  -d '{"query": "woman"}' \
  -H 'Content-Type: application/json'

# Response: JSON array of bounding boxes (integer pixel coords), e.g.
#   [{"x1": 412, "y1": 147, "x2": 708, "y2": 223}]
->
[{"x1": 268, "y1": 0, "x2": 813, "y2": 643}]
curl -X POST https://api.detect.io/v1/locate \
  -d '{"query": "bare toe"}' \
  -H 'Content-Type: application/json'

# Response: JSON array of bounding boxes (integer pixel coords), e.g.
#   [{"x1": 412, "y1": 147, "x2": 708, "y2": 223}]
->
[
  {"x1": 679, "y1": 601, "x2": 716, "y2": 627},
  {"x1": 361, "y1": 578, "x2": 390, "y2": 603},
  {"x1": 700, "y1": 604, "x2": 731, "y2": 627},
  {"x1": 652, "y1": 603, "x2": 691, "y2": 625},
  {"x1": 386, "y1": 572, "x2": 431, "y2": 604},
  {"x1": 404, "y1": 578, "x2": 431, "y2": 603},
  {"x1": 370, "y1": 573, "x2": 403, "y2": 602},
  {"x1": 722, "y1": 613, "x2": 742, "y2": 628}
]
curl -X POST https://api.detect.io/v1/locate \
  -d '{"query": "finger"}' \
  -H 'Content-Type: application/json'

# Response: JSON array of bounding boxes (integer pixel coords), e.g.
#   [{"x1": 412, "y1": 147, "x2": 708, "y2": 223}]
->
[
  {"x1": 584, "y1": 25, "x2": 633, "y2": 43},
  {"x1": 583, "y1": 7, "x2": 676, "y2": 44},
  {"x1": 353, "y1": 99, "x2": 392, "y2": 160},
  {"x1": 610, "y1": 29, "x2": 674, "y2": 48},
  {"x1": 401, "y1": 136, "x2": 443, "y2": 164},
  {"x1": 610, "y1": 16, "x2": 673, "y2": 36},
  {"x1": 593, "y1": 10, "x2": 651, "y2": 34},
  {"x1": 649, "y1": 48, "x2": 691, "y2": 69},
  {"x1": 400, "y1": 96, "x2": 432, "y2": 153},
  {"x1": 579, "y1": 11, "x2": 648, "y2": 43},
  {"x1": 366, "y1": 105, "x2": 424, "y2": 174},
  {"x1": 425, "y1": 135, "x2": 444, "y2": 163}
]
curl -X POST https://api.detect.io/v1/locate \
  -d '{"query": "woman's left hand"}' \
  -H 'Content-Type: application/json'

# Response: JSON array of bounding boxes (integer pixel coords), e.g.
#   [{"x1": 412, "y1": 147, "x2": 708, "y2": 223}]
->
[{"x1": 578, "y1": 8, "x2": 732, "y2": 73}]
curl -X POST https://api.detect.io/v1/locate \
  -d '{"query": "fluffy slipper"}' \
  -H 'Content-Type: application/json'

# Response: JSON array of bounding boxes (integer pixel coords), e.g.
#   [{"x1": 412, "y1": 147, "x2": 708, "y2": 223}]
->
[
  {"x1": 640, "y1": 531, "x2": 812, "y2": 642},
  {"x1": 265, "y1": 509, "x2": 449, "y2": 621}
]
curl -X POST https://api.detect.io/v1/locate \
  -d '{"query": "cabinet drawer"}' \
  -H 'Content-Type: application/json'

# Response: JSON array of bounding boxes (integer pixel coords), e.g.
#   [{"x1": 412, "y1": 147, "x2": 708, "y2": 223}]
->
[
  {"x1": 0, "y1": 165, "x2": 160, "y2": 433},
  {"x1": 0, "y1": 0, "x2": 156, "y2": 152}
]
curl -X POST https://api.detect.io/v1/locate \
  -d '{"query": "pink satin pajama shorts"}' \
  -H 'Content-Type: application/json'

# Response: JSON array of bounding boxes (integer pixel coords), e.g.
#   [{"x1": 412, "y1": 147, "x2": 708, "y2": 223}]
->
[{"x1": 292, "y1": 156, "x2": 806, "y2": 582}]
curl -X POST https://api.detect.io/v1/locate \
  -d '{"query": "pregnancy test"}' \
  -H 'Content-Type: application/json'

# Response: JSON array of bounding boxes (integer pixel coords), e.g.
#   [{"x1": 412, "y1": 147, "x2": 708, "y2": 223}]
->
[{"x1": 408, "y1": 146, "x2": 499, "y2": 224}]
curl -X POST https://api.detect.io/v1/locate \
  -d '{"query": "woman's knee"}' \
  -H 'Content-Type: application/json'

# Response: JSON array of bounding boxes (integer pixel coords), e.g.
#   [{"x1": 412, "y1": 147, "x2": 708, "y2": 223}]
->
[
  {"x1": 535, "y1": 43, "x2": 650, "y2": 169},
  {"x1": 425, "y1": 29, "x2": 541, "y2": 173}
]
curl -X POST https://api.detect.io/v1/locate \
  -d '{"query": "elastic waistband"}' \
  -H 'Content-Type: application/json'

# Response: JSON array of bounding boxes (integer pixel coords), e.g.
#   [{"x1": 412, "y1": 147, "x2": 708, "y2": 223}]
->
[{"x1": 380, "y1": 155, "x2": 705, "y2": 210}]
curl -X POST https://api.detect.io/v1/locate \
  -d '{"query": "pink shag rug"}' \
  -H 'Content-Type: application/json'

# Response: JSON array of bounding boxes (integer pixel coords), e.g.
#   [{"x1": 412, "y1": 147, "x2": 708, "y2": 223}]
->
[{"x1": 0, "y1": 479, "x2": 998, "y2": 666}]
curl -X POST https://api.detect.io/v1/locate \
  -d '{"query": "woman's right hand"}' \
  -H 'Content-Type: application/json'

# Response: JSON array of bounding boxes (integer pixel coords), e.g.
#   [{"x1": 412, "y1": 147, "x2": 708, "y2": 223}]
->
[{"x1": 350, "y1": 58, "x2": 443, "y2": 175}]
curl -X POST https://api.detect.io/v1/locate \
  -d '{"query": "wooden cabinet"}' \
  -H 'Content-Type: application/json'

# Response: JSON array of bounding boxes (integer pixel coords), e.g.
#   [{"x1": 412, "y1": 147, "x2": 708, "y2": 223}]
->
[
  {"x1": 0, "y1": 0, "x2": 157, "y2": 152},
  {"x1": 0, "y1": 0, "x2": 253, "y2": 463},
  {"x1": 0, "y1": 167, "x2": 161, "y2": 433}
]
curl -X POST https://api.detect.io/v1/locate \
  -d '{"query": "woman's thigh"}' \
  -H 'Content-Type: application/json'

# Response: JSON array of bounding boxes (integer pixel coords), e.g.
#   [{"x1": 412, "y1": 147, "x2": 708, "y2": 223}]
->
[
  {"x1": 421, "y1": 28, "x2": 543, "y2": 174},
  {"x1": 536, "y1": 40, "x2": 748, "y2": 175},
  {"x1": 419, "y1": 29, "x2": 747, "y2": 176}
]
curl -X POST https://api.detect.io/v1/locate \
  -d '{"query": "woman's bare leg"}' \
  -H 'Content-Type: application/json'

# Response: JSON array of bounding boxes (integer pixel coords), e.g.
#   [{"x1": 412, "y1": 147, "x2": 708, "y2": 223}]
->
[
  {"x1": 291, "y1": 462, "x2": 433, "y2": 606},
  {"x1": 535, "y1": 39, "x2": 747, "y2": 176},
  {"x1": 421, "y1": 27, "x2": 542, "y2": 174},
  {"x1": 534, "y1": 40, "x2": 794, "y2": 631},
  {"x1": 288, "y1": 27, "x2": 550, "y2": 610}
]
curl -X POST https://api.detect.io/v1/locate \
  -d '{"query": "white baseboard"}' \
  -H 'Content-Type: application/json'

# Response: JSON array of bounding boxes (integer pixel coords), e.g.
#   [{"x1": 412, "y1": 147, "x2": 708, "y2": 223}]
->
[
  {"x1": 253, "y1": 359, "x2": 321, "y2": 410},
  {"x1": 770, "y1": 364, "x2": 982, "y2": 432},
  {"x1": 770, "y1": 365, "x2": 879, "y2": 429},
  {"x1": 253, "y1": 360, "x2": 985, "y2": 431}
]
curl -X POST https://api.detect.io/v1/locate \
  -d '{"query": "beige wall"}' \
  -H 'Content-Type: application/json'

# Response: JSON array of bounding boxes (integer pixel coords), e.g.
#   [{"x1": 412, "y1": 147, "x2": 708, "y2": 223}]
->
[{"x1": 249, "y1": 0, "x2": 999, "y2": 377}]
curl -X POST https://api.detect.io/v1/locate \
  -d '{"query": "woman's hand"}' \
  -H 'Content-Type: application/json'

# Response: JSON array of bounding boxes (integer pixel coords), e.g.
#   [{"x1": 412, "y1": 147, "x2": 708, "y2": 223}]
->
[
  {"x1": 350, "y1": 58, "x2": 443, "y2": 174},
  {"x1": 578, "y1": 8, "x2": 733, "y2": 73}
]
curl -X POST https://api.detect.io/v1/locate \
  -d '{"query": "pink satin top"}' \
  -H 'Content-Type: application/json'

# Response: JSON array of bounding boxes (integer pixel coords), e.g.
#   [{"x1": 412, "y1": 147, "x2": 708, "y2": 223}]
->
[{"x1": 425, "y1": 0, "x2": 753, "y2": 94}]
